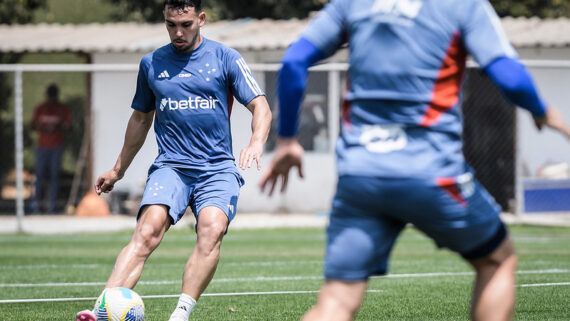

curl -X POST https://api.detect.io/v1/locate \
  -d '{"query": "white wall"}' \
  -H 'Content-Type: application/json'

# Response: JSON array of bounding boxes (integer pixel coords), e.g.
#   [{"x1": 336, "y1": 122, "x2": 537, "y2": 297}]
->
[{"x1": 91, "y1": 53, "x2": 157, "y2": 198}]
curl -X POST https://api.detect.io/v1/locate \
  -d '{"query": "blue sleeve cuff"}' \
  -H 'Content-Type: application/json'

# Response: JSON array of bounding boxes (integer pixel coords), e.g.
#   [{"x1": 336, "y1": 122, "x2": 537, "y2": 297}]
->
[
  {"x1": 277, "y1": 37, "x2": 325, "y2": 137},
  {"x1": 485, "y1": 56, "x2": 547, "y2": 117}
]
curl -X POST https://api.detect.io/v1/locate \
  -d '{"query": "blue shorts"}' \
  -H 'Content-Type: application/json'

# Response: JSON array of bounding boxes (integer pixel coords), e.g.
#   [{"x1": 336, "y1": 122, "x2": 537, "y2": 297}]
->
[
  {"x1": 138, "y1": 164, "x2": 244, "y2": 225},
  {"x1": 325, "y1": 173, "x2": 507, "y2": 280}
]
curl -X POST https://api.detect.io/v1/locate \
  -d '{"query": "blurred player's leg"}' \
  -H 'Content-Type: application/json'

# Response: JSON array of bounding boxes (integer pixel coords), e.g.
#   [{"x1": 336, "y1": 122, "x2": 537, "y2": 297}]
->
[
  {"x1": 106, "y1": 205, "x2": 171, "y2": 288},
  {"x1": 469, "y1": 237, "x2": 517, "y2": 321},
  {"x1": 169, "y1": 206, "x2": 228, "y2": 321},
  {"x1": 302, "y1": 280, "x2": 367, "y2": 321}
]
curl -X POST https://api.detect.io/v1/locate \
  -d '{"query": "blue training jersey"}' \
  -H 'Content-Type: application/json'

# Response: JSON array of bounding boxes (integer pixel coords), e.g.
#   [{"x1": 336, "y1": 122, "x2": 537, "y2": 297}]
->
[
  {"x1": 132, "y1": 38, "x2": 264, "y2": 171},
  {"x1": 302, "y1": 0, "x2": 517, "y2": 179}
]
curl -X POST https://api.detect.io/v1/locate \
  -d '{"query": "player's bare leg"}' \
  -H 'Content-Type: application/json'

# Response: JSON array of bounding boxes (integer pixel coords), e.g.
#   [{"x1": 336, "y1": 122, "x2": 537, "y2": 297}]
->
[
  {"x1": 302, "y1": 280, "x2": 367, "y2": 321},
  {"x1": 182, "y1": 206, "x2": 228, "y2": 297},
  {"x1": 469, "y1": 237, "x2": 517, "y2": 321},
  {"x1": 169, "y1": 206, "x2": 228, "y2": 320},
  {"x1": 106, "y1": 205, "x2": 171, "y2": 288}
]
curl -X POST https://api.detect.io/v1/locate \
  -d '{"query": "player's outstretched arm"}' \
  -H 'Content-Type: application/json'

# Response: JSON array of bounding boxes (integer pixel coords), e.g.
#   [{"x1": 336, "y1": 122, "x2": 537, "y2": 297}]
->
[
  {"x1": 534, "y1": 106, "x2": 570, "y2": 139},
  {"x1": 485, "y1": 56, "x2": 570, "y2": 139},
  {"x1": 259, "y1": 138, "x2": 304, "y2": 196},
  {"x1": 94, "y1": 110, "x2": 155, "y2": 195},
  {"x1": 259, "y1": 37, "x2": 324, "y2": 195},
  {"x1": 239, "y1": 95, "x2": 272, "y2": 170}
]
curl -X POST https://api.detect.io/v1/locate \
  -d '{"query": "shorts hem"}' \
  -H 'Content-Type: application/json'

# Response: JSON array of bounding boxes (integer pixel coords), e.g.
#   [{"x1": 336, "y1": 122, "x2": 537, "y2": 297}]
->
[
  {"x1": 137, "y1": 202, "x2": 176, "y2": 224},
  {"x1": 461, "y1": 222, "x2": 507, "y2": 260},
  {"x1": 324, "y1": 270, "x2": 370, "y2": 281}
]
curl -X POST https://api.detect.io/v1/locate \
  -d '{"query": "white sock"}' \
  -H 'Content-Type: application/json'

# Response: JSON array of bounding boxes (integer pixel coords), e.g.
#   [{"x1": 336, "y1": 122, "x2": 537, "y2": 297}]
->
[{"x1": 169, "y1": 293, "x2": 196, "y2": 321}]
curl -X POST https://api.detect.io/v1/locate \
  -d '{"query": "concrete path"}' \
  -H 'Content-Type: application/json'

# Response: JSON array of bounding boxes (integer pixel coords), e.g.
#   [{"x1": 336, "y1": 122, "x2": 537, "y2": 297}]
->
[
  {"x1": 0, "y1": 212, "x2": 569, "y2": 235},
  {"x1": 0, "y1": 213, "x2": 330, "y2": 235}
]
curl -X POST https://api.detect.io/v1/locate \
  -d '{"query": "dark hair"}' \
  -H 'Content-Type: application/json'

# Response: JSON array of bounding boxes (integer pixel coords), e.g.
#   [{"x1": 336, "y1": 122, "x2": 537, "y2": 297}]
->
[
  {"x1": 46, "y1": 83, "x2": 59, "y2": 99},
  {"x1": 164, "y1": 0, "x2": 201, "y2": 11}
]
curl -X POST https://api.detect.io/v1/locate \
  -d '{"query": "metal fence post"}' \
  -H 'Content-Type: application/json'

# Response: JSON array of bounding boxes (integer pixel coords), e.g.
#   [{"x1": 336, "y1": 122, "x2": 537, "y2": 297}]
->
[{"x1": 14, "y1": 68, "x2": 24, "y2": 232}]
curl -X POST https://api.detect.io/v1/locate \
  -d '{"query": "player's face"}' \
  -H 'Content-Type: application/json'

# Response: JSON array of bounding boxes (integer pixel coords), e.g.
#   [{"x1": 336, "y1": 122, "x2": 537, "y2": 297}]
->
[{"x1": 164, "y1": 5, "x2": 205, "y2": 53}]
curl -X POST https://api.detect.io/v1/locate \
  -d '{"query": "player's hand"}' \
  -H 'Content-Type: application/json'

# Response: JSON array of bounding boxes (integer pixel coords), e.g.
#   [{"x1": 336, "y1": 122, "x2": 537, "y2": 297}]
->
[
  {"x1": 534, "y1": 106, "x2": 570, "y2": 139},
  {"x1": 94, "y1": 169, "x2": 122, "y2": 195},
  {"x1": 239, "y1": 140, "x2": 264, "y2": 170},
  {"x1": 259, "y1": 138, "x2": 304, "y2": 196}
]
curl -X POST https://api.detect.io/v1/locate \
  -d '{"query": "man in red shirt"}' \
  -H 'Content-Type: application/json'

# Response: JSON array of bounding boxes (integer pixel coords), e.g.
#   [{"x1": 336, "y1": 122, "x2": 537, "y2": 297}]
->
[{"x1": 31, "y1": 84, "x2": 72, "y2": 214}]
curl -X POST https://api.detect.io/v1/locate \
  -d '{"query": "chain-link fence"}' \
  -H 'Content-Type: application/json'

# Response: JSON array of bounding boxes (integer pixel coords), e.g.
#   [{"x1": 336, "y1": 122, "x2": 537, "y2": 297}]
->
[{"x1": 1, "y1": 62, "x2": 569, "y2": 221}]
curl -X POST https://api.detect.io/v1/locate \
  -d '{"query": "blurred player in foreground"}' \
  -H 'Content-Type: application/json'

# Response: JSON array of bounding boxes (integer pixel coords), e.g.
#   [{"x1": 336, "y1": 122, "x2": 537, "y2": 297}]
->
[
  {"x1": 260, "y1": 0, "x2": 570, "y2": 320},
  {"x1": 77, "y1": 1, "x2": 271, "y2": 320}
]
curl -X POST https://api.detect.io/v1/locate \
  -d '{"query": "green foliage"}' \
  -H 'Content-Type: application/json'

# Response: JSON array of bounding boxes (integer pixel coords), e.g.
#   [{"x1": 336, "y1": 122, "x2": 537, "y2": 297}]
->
[
  {"x1": 103, "y1": 0, "x2": 568, "y2": 23},
  {"x1": 104, "y1": 0, "x2": 328, "y2": 22},
  {"x1": 207, "y1": 0, "x2": 329, "y2": 20},
  {"x1": 0, "y1": 0, "x2": 46, "y2": 24},
  {"x1": 492, "y1": 0, "x2": 570, "y2": 18},
  {"x1": 32, "y1": 0, "x2": 116, "y2": 24}
]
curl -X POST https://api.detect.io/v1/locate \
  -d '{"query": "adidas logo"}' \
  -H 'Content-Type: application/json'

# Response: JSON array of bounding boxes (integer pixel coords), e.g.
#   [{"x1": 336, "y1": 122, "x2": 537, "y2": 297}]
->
[{"x1": 158, "y1": 70, "x2": 170, "y2": 79}]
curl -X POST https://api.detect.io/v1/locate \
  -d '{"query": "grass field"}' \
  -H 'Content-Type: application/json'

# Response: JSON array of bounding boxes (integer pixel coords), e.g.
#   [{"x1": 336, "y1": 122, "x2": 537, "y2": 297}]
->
[{"x1": 0, "y1": 225, "x2": 569, "y2": 320}]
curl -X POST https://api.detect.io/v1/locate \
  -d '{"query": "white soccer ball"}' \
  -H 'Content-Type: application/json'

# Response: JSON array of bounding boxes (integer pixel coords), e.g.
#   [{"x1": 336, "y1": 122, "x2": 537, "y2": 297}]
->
[{"x1": 93, "y1": 287, "x2": 145, "y2": 321}]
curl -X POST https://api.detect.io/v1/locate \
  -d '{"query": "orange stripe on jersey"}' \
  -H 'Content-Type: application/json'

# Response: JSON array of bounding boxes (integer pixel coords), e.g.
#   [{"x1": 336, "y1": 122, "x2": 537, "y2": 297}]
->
[
  {"x1": 421, "y1": 32, "x2": 467, "y2": 127},
  {"x1": 436, "y1": 177, "x2": 467, "y2": 207}
]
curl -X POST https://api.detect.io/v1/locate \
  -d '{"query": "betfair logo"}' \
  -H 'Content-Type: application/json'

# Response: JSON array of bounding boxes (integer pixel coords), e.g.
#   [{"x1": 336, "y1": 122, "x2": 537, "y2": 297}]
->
[{"x1": 160, "y1": 96, "x2": 220, "y2": 111}]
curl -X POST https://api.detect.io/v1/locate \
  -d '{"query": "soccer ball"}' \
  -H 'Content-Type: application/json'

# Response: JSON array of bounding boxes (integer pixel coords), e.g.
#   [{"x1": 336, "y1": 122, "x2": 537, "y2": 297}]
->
[{"x1": 93, "y1": 287, "x2": 145, "y2": 321}]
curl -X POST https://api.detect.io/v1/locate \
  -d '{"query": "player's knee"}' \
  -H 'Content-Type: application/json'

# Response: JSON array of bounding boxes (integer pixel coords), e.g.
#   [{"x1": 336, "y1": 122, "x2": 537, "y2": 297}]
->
[
  {"x1": 196, "y1": 221, "x2": 225, "y2": 254},
  {"x1": 318, "y1": 290, "x2": 360, "y2": 318},
  {"x1": 132, "y1": 224, "x2": 163, "y2": 255}
]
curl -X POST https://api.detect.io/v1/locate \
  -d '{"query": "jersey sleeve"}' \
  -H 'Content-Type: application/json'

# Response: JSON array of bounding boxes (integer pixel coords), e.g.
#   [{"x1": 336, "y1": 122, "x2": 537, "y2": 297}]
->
[
  {"x1": 131, "y1": 55, "x2": 156, "y2": 113},
  {"x1": 224, "y1": 48, "x2": 264, "y2": 106},
  {"x1": 301, "y1": 0, "x2": 348, "y2": 58},
  {"x1": 460, "y1": 0, "x2": 517, "y2": 68}
]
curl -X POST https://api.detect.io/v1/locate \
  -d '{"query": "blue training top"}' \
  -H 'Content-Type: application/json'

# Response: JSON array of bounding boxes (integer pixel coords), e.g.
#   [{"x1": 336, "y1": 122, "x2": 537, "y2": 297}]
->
[
  {"x1": 286, "y1": 0, "x2": 541, "y2": 180},
  {"x1": 132, "y1": 38, "x2": 264, "y2": 172}
]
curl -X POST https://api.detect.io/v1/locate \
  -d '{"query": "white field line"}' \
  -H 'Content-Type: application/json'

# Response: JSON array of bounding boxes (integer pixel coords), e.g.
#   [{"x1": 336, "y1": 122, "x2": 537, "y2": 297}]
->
[
  {"x1": 1, "y1": 281, "x2": 569, "y2": 304},
  {"x1": 1, "y1": 269, "x2": 567, "y2": 288},
  {"x1": 0, "y1": 290, "x2": 385, "y2": 304},
  {"x1": 519, "y1": 282, "x2": 570, "y2": 287},
  {"x1": 0, "y1": 260, "x2": 322, "y2": 270}
]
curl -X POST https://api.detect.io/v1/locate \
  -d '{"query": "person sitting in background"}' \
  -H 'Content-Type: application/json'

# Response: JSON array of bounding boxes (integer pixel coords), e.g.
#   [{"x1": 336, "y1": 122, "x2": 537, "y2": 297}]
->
[{"x1": 31, "y1": 83, "x2": 72, "y2": 214}]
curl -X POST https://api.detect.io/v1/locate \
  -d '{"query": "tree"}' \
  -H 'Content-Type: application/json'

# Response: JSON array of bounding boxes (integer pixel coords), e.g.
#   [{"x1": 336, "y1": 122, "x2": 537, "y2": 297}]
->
[
  {"x1": 0, "y1": 0, "x2": 46, "y2": 24},
  {"x1": 105, "y1": 0, "x2": 569, "y2": 22},
  {"x1": 492, "y1": 0, "x2": 570, "y2": 18},
  {"x1": 105, "y1": 0, "x2": 328, "y2": 22}
]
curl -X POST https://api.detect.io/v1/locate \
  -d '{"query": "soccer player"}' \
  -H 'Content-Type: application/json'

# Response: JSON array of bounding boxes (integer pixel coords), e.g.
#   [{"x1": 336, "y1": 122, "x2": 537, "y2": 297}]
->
[
  {"x1": 260, "y1": 1, "x2": 570, "y2": 320},
  {"x1": 76, "y1": 1, "x2": 271, "y2": 321}
]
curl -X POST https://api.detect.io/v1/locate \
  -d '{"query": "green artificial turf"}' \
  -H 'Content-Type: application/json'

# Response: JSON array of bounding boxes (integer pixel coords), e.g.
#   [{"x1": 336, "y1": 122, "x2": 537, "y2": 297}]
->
[{"x1": 0, "y1": 225, "x2": 568, "y2": 320}]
